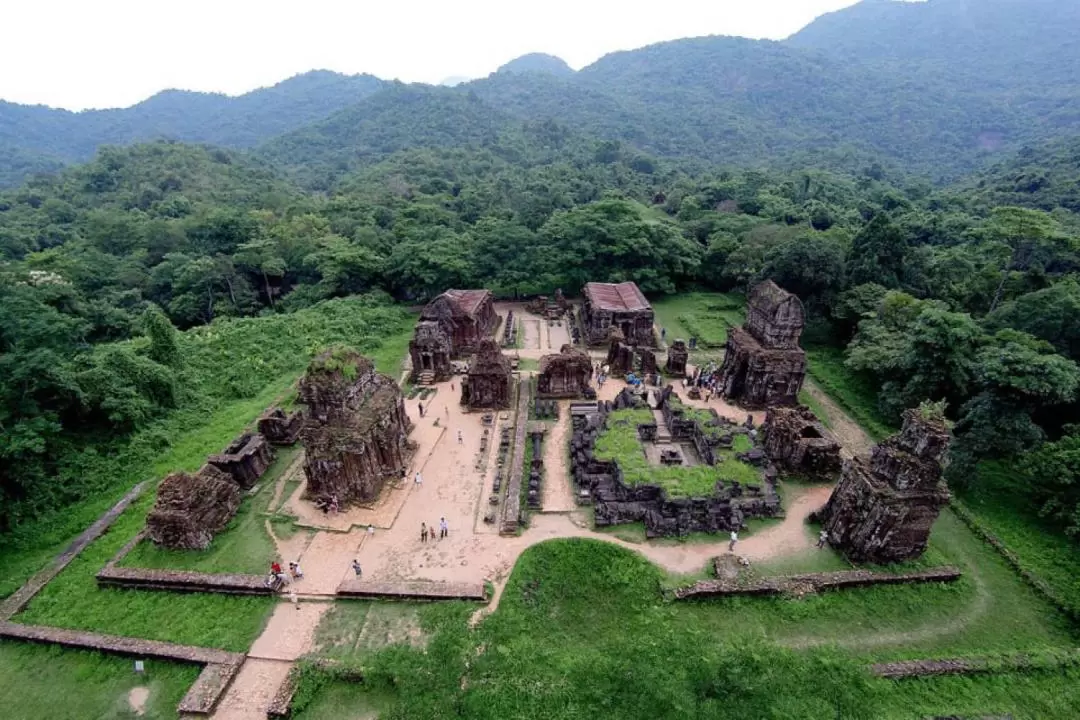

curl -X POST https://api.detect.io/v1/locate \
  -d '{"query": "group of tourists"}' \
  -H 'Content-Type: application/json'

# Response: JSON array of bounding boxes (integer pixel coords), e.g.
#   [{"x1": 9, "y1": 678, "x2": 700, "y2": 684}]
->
[
  {"x1": 686, "y1": 362, "x2": 721, "y2": 401},
  {"x1": 593, "y1": 362, "x2": 610, "y2": 388},
  {"x1": 265, "y1": 560, "x2": 304, "y2": 588},
  {"x1": 420, "y1": 517, "x2": 449, "y2": 542}
]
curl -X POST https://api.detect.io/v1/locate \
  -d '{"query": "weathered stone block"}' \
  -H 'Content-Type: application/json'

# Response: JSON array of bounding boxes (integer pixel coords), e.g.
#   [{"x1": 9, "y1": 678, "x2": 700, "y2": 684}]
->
[{"x1": 146, "y1": 466, "x2": 241, "y2": 550}]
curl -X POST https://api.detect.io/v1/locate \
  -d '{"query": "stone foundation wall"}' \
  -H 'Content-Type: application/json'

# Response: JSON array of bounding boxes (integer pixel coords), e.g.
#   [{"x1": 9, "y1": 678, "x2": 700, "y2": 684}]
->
[
  {"x1": 570, "y1": 397, "x2": 780, "y2": 538},
  {"x1": 674, "y1": 566, "x2": 961, "y2": 599}
]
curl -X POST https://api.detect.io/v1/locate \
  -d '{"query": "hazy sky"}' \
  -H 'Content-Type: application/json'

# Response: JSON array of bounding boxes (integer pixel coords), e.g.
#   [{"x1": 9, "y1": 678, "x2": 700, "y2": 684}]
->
[{"x1": 2, "y1": 0, "x2": 862, "y2": 111}]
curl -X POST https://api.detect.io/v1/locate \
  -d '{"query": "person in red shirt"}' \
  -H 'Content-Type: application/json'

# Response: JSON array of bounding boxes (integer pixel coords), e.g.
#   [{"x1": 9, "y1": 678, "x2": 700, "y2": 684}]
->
[{"x1": 271, "y1": 561, "x2": 282, "y2": 576}]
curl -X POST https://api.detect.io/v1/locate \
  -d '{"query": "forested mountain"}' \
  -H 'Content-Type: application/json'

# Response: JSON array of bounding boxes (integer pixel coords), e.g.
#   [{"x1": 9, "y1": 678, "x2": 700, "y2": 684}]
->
[
  {"x1": 3, "y1": 0, "x2": 1080, "y2": 186},
  {"x1": 0, "y1": 71, "x2": 384, "y2": 186},
  {"x1": 789, "y1": 0, "x2": 1080, "y2": 94},
  {"x1": 952, "y1": 137, "x2": 1080, "y2": 217},
  {"x1": 496, "y1": 53, "x2": 575, "y2": 76}
]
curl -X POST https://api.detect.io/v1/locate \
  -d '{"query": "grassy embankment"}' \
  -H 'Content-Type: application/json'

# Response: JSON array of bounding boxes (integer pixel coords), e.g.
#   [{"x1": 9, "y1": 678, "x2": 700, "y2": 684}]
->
[
  {"x1": 0, "y1": 295, "x2": 416, "y2": 706},
  {"x1": 292, "y1": 537, "x2": 1079, "y2": 720}
]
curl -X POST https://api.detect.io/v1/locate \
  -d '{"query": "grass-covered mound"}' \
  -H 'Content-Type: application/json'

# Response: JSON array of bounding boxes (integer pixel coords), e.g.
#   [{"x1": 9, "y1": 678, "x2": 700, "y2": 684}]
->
[{"x1": 294, "y1": 534, "x2": 1077, "y2": 718}]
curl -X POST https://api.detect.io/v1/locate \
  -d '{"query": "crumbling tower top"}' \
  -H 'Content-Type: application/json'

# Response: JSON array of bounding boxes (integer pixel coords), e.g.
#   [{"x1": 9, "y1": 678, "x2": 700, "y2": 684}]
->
[{"x1": 746, "y1": 280, "x2": 805, "y2": 349}]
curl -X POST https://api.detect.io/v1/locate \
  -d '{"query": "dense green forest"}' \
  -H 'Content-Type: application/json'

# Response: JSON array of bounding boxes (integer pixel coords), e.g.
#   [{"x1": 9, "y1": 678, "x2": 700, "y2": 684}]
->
[
  {"x1": 3, "y1": 0, "x2": 1080, "y2": 562},
  {"x1": 4, "y1": 122, "x2": 1080, "y2": 541}
]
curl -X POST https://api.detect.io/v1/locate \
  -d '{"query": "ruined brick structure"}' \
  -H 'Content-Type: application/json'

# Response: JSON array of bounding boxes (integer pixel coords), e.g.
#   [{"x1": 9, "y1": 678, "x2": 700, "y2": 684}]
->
[
  {"x1": 665, "y1": 339, "x2": 689, "y2": 377},
  {"x1": 717, "y1": 280, "x2": 807, "y2": 408},
  {"x1": 569, "y1": 391, "x2": 780, "y2": 538},
  {"x1": 762, "y1": 406, "x2": 842, "y2": 480},
  {"x1": 207, "y1": 433, "x2": 273, "y2": 489},
  {"x1": 146, "y1": 466, "x2": 242, "y2": 549},
  {"x1": 300, "y1": 348, "x2": 414, "y2": 506},
  {"x1": 581, "y1": 282, "x2": 654, "y2": 346},
  {"x1": 410, "y1": 289, "x2": 497, "y2": 381},
  {"x1": 257, "y1": 407, "x2": 303, "y2": 445},
  {"x1": 606, "y1": 330, "x2": 659, "y2": 378},
  {"x1": 461, "y1": 339, "x2": 512, "y2": 410},
  {"x1": 537, "y1": 345, "x2": 593, "y2": 398},
  {"x1": 818, "y1": 407, "x2": 951, "y2": 563},
  {"x1": 408, "y1": 321, "x2": 452, "y2": 382}
]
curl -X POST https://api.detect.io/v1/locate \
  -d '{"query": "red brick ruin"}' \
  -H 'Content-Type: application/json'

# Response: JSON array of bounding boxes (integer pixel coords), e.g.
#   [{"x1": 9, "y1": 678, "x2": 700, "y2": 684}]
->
[
  {"x1": 581, "y1": 281, "x2": 655, "y2": 346},
  {"x1": 606, "y1": 329, "x2": 658, "y2": 377},
  {"x1": 538, "y1": 345, "x2": 593, "y2": 398},
  {"x1": 717, "y1": 280, "x2": 807, "y2": 408},
  {"x1": 665, "y1": 339, "x2": 689, "y2": 377},
  {"x1": 207, "y1": 433, "x2": 273, "y2": 489},
  {"x1": 146, "y1": 466, "x2": 243, "y2": 550},
  {"x1": 762, "y1": 405, "x2": 842, "y2": 480},
  {"x1": 818, "y1": 406, "x2": 951, "y2": 563},
  {"x1": 461, "y1": 339, "x2": 513, "y2": 410},
  {"x1": 300, "y1": 348, "x2": 414, "y2": 506},
  {"x1": 257, "y1": 407, "x2": 304, "y2": 445},
  {"x1": 410, "y1": 289, "x2": 498, "y2": 382}
]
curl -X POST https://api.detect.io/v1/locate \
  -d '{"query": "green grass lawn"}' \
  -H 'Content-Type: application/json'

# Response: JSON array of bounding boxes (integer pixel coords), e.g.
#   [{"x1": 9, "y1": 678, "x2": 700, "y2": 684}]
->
[
  {"x1": 0, "y1": 640, "x2": 200, "y2": 720},
  {"x1": 805, "y1": 345, "x2": 895, "y2": 441},
  {"x1": 292, "y1": 535, "x2": 1079, "y2": 719},
  {"x1": 120, "y1": 445, "x2": 302, "y2": 575},
  {"x1": 959, "y1": 461, "x2": 1080, "y2": 615},
  {"x1": 651, "y1": 292, "x2": 745, "y2": 350}
]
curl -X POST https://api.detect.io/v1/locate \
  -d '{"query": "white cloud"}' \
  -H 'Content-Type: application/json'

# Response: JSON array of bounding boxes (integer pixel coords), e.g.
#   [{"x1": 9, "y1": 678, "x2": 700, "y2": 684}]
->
[{"x1": 0, "y1": 0, "x2": 860, "y2": 110}]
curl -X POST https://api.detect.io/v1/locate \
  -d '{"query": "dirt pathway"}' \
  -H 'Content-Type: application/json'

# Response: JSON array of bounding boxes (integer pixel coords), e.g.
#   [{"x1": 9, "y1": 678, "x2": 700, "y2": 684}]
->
[
  {"x1": 802, "y1": 379, "x2": 875, "y2": 458},
  {"x1": 540, "y1": 401, "x2": 575, "y2": 512},
  {"x1": 211, "y1": 602, "x2": 330, "y2": 719}
]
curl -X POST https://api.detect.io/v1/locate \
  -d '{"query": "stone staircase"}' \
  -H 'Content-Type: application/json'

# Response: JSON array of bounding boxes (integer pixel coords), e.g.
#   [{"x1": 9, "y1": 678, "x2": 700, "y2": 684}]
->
[
  {"x1": 652, "y1": 409, "x2": 672, "y2": 443},
  {"x1": 416, "y1": 370, "x2": 436, "y2": 386}
]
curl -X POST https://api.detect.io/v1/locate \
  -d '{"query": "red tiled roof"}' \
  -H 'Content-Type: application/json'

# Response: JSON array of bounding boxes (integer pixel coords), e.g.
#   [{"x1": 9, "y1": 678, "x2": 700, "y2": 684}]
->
[
  {"x1": 443, "y1": 289, "x2": 492, "y2": 317},
  {"x1": 584, "y1": 282, "x2": 651, "y2": 313}
]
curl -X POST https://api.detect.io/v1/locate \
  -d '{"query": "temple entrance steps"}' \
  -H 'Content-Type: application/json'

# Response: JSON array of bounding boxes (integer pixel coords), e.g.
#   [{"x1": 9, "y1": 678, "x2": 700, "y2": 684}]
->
[
  {"x1": 652, "y1": 408, "x2": 672, "y2": 443},
  {"x1": 416, "y1": 371, "x2": 436, "y2": 386}
]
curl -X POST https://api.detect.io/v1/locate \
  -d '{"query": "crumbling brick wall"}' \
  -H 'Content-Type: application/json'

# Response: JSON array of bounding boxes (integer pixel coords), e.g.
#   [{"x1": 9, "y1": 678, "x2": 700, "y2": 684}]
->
[
  {"x1": 762, "y1": 405, "x2": 842, "y2": 479},
  {"x1": 207, "y1": 433, "x2": 273, "y2": 489},
  {"x1": 818, "y1": 407, "x2": 951, "y2": 563},
  {"x1": 538, "y1": 345, "x2": 593, "y2": 398},
  {"x1": 665, "y1": 340, "x2": 689, "y2": 377},
  {"x1": 258, "y1": 407, "x2": 303, "y2": 445},
  {"x1": 146, "y1": 466, "x2": 242, "y2": 550}
]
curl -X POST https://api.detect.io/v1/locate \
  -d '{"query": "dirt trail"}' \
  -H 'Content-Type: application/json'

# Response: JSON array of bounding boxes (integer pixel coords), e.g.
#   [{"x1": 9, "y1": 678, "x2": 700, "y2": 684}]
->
[
  {"x1": 802, "y1": 379, "x2": 875, "y2": 458},
  {"x1": 211, "y1": 658, "x2": 293, "y2": 720},
  {"x1": 540, "y1": 401, "x2": 575, "y2": 512},
  {"x1": 522, "y1": 317, "x2": 541, "y2": 350}
]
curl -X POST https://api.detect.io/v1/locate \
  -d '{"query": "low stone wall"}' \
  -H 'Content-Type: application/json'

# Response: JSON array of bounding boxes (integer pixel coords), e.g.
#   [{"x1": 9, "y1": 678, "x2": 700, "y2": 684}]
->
[
  {"x1": 97, "y1": 566, "x2": 276, "y2": 595},
  {"x1": 501, "y1": 377, "x2": 531, "y2": 535},
  {"x1": 0, "y1": 482, "x2": 146, "y2": 621},
  {"x1": 870, "y1": 649, "x2": 1080, "y2": 679},
  {"x1": 0, "y1": 621, "x2": 243, "y2": 713},
  {"x1": 96, "y1": 529, "x2": 275, "y2": 596},
  {"x1": 178, "y1": 661, "x2": 244, "y2": 715},
  {"x1": 336, "y1": 579, "x2": 487, "y2": 601},
  {"x1": 674, "y1": 566, "x2": 961, "y2": 599}
]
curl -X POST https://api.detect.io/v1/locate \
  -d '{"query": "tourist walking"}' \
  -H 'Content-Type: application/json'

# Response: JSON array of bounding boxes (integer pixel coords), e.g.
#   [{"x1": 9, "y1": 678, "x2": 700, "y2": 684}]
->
[
  {"x1": 351, "y1": 559, "x2": 362, "y2": 577},
  {"x1": 817, "y1": 529, "x2": 828, "y2": 549},
  {"x1": 419, "y1": 402, "x2": 425, "y2": 418},
  {"x1": 440, "y1": 517, "x2": 449, "y2": 539},
  {"x1": 457, "y1": 429, "x2": 463, "y2": 445},
  {"x1": 289, "y1": 587, "x2": 299, "y2": 610},
  {"x1": 729, "y1": 530, "x2": 738, "y2": 552},
  {"x1": 415, "y1": 471, "x2": 423, "y2": 488},
  {"x1": 421, "y1": 522, "x2": 428, "y2": 543}
]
